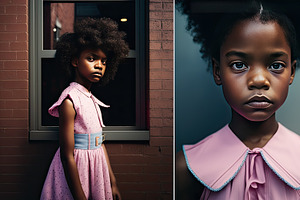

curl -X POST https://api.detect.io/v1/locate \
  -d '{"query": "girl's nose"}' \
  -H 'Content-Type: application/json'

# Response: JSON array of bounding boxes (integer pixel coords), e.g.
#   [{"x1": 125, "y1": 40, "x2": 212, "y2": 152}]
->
[
  {"x1": 247, "y1": 69, "x2": 270, "y2": 90},
  {"x1": 95, "y1": 60, "x2": 103, "y2": 69}
]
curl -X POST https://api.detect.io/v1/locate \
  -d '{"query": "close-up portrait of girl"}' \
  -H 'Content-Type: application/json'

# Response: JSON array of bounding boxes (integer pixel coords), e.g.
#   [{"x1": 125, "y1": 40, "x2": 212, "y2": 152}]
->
[{"x1": 175, "y1": 0, "x2": 300, "y2": 199}]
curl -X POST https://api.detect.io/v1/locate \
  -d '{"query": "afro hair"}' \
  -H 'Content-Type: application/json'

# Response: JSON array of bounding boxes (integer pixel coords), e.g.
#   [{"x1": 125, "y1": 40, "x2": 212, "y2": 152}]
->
[
  {"x1": 55, "y1": 17, "x2": 130, "y2": 85},
  {"x1": 176, "y1": 0, "x2": 300, "y2": 70}
]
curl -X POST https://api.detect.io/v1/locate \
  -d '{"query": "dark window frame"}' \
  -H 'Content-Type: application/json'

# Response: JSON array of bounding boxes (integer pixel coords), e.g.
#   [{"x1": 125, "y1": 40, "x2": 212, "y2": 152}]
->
[{"x1": 29, "y1": 0, "x2": 149, "y2": 140}]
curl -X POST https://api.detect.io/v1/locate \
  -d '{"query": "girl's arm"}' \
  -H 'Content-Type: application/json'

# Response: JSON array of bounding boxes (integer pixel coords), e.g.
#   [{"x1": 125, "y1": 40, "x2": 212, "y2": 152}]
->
[
  {"x1": 59, "y1": 99, "x2": 87, "y2": 200},
  {"x1": 176, "y1": 151, "x2": 204, "y2": 200},
  {"x1": 102, "y1": 144, "x2": 121, "y2": 200}
]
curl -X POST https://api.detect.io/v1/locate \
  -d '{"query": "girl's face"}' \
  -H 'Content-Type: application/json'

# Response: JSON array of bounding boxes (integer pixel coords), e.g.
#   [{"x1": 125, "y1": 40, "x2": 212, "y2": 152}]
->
[
  {"x1": 213, "y1": 19, "x2": 296, "y2": 122},
  {"x1": 72, "y1": 48, "x2": 107, "y2": 85}
]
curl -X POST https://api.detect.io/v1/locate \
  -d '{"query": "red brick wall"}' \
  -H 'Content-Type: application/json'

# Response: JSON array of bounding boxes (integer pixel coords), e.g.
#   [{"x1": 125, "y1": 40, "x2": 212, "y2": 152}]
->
[{"x1": 0, "y1": 0, "x2": 173, "y2": 199}]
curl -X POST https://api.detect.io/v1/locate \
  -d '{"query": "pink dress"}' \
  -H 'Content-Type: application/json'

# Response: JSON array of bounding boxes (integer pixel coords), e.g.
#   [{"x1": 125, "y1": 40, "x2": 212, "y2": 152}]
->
[
  {"x1": 183, "y1": 123, "x2": 300, "y2": 200},
  {"x1": 40, "y1": 82, "x2": 112, "y2": 200}
]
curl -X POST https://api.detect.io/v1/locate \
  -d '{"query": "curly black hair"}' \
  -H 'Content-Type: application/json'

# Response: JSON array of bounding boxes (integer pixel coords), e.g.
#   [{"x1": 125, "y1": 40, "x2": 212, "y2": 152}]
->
[
  {"x1": 55, "y1": 17, "x2": 129, "y2": 85},
  {"x1": 176, "y1": 0, "x2": 300, "y2": 70}
]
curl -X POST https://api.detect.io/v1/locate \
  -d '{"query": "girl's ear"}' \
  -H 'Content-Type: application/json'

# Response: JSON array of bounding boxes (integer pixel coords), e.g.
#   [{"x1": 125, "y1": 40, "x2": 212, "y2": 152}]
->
[
  {"x1": 212, "y1": 58, "x2": 222, "y2": 85},
  {"x1": 289, "y1": 60, "x2": 297, "y2": 85},
  {"x1": 71, "y1": 58, "x2": 78, "y2": 67}
]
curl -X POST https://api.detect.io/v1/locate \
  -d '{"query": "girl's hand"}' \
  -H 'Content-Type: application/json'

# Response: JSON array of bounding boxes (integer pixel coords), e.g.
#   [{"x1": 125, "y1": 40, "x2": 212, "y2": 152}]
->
[{"x1": 112, "y1": 184, "x2": 121, "y2": 200}]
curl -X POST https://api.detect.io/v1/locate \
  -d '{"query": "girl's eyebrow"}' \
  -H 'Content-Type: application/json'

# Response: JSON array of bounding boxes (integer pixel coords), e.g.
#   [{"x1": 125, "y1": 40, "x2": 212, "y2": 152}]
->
[
  {"x1": 225, "y1": 51, "x2": 288, "y2": 58},
  {"x1": 88, "y1": 52, "x2": 107, "y2": 59},
  {"x1": 269, "y1": 51, "x2": 288, "y2": 58},
  {"x1": 225, "y1": 51, "x2": 248, "y2": 58}
]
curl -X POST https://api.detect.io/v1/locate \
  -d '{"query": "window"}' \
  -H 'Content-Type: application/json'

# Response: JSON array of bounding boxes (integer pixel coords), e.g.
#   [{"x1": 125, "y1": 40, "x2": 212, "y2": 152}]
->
[{"x1": 30, "y1": 0, "x2": 149, "y2": 140}]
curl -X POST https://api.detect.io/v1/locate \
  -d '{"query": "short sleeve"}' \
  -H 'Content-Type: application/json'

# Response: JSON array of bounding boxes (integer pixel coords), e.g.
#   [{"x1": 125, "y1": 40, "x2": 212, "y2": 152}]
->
[{"x1": 48, "y1": 87, "x2": 77, "y2": 117}]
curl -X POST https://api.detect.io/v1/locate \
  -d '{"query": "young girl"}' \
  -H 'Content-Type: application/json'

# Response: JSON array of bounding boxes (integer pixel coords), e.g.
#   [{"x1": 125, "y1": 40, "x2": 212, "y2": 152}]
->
[
  {"x1": 40, "y1": 18, "x2": 129, "y2": 200},
  {"x1": 176, "y1": 1, "x2": 300, "y2": 199}
]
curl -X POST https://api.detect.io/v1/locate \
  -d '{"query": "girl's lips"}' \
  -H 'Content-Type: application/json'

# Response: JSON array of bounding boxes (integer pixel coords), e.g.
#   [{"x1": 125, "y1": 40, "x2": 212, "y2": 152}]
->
[
  {"x1": 92, "y1": 72, "x2": 102, "y2": 77},
  {"x1": 245, "y1": 95, "x2": 272, "y2": 109},
  {"x1": 246, "y1": 101, "x2": 272, "y2": 109}
]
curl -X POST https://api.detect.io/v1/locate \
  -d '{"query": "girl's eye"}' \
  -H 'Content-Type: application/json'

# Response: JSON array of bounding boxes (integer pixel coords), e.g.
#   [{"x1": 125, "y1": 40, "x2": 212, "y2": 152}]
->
[
  {"x1": 87, "y1": 57, "x2": 94, "y2": 62},
  {"x1": 230, "y1": 62, "x2": 248, "y2": 71},
  {"x1": 268, "y1": 63, "x2": 285, "y2": 72}
]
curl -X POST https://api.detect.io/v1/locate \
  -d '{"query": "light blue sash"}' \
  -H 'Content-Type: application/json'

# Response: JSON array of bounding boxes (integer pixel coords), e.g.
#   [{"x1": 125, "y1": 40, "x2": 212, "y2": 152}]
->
[{"x1": 74, "y1": 132, "x2": 104, "y2": 150}]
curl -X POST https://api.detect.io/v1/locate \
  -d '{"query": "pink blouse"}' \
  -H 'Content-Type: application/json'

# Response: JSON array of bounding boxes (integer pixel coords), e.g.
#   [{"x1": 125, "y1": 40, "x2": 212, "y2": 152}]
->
[{"x1": 183, "y1": 123, "x2": 300, "y2": 200}]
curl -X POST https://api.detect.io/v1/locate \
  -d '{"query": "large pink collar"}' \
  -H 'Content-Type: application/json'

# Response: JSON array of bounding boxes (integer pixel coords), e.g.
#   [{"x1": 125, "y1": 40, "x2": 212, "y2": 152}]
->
[{"x1": 183, "y1": 123, "x2": 300, "y2": 191}]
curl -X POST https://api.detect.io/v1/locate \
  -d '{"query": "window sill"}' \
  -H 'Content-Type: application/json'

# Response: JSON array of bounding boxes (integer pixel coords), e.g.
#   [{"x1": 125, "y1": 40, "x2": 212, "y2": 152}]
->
[{"x1": 30, "y1": 129, "x2": 149, "y2": 141}]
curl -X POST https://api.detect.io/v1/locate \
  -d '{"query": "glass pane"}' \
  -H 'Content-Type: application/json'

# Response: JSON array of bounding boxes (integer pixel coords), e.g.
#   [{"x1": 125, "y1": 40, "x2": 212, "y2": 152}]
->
[
  {"x1": 43, "y1": 1, "x2": 135, "y2": 50},
  {"x1": 42, "y1": 58, "x2": 136, "y2": 126}
]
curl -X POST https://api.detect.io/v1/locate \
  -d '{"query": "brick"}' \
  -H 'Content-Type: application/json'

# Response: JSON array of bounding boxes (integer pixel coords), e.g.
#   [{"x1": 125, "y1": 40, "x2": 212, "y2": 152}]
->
[
  {"x1": 16, "y1": 14, "x2": 27, "y2": 23},
  {"x1": 5, "y1": 5, "x2": 26, "y2": 14},
  {"x1": 163, "y1": 2, "x2": 173, "y2": 11},
  {"x1": 149, "y1": 90, "x2": 162, "y2": 99},
  {"x1": 162, "y1": 109, "x2": 173, "y2": 118},
  {"x1": 149, "y1": 11, "x2": 162, "y2": 19},
  {"x1": 145, "y1": 146, "x2": 164, "y2": 155},
  {"x1": 162, "y1": 60, "x2": 173, "y2": 70},
  {"x1": 149, "y1": 20, "x2": 161, "y2": 30},
  {"x1": 0, "y1": 52, "x2": 16, "y2": 60},
  {"x1": 162, "y1": 11, "x2": 173, "y2": 19},
  {"x1": 2, "y1": 128, "x2": 28, "y2": 137},
  {"x1": 150, "y1": 50, "x2": 172, "y2": 60},
  {"x1": 149, "y1": 2, "x2": 162, "y2": 11},
  {"x1": 16, "y1": 32, "x2": 28, "y2": 41},
  {"x1": 0, "y1": 109, "x2": 13, "y2": 118},
  {"x1": 162, "y1": 118, "x2": 172, "y2": 126},
  {"x1": 12, "y1": 89, "x2": 28, "y2": 98},
  {"x1": 0, "y1": 33, "x2": 16, "y2": 41},
  {"x1": 149, "y1": 41, "x2": 161, "y2": 50},
  {"x1": 0, "y1": 118, "x2": 27, "y2": 128},
  {"x1": 150, "y1": 118, "x2": 163, "y2": 127},
  {"x1": 162, "y1": 30, "x2": 173, "y2": 41},
  {"x1": 149, "y1": 80, "x2": 162, "y2": 90},
  {"x1": 162, "y1": 20, "x2": 173, "y2": 30},
  {"x1": 0, "y1": 15, "x2": 17, "y2": 23},
  {"x1": 0, "y1": 6, "x2": 4, "y2": 14},
  {"x1": 150, "y1": 71, "x2": 162, "y2": 80},
  {"x1": 16, "y1": 51, "x2": 28, "y2": 60},
  {"x1": 3, "y1": 60, "x2": 28, "y2": 69},
  {"x1": 150, "y1": 137, "x2": 173, "y2": 147},
  {"x1": 16, "y1": 70, "x2": 28, "y2": 79},
  {"x1": 149, "y1": 30, "x2": 161, "y2": 41},
  {"x1": 0, "y1": 90, "x2": 13, "y2": 99},
  {"x1": 5, "y1": 99, "x2": 28, "y2": 109},
  {"x1": 161, "y1": 90, "x2": 172, "y2": 99},
  {"x1": 0, "y1": 24, "x2": 5, "y2": 31},
  {"x1": 150, "y1": 99, "x2": 172, "y2": 109},
  {"x1": 6, "y1": 24, "x2": 27, "y2": 32},
  {"x1": 149, "y1": 108, "x2": 163, "y2": 118},
  {"x1": 10, "y1": 41, "x2": 27, "y2": 50},
  {"x1": 0, "y1": 70, "x2": 17, "y2": 79},
  {"x1": 12, "y1": 109, "x2": 27, "y2": 118},
  {"x1": 13, "y1": 0, "x2": 27, "y2": 4},
  {"x1": 0, "y1": 42, "x2": 10, "y2": 50},
  {"x1": 162, "y1": 41, "x2": 173, "y2": 50},
  {"x1": 0, "y1": 80, "x2": 28, "y2": 89},
  {"x1": 162, "y1": 80, "x2": 173, "y2": 89},
  {"x1": 149, "y1": 60, "x2": 161, "y2": 69}
]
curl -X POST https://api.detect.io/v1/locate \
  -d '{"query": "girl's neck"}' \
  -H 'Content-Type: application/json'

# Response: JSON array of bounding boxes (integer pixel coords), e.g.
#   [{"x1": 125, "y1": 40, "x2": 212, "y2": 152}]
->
[
  {"x1": 74, "y1": 78, "x2": 92, "y2": 92},
  {"x1": 229, "y1": 111, "x2": 278, "y2": 150}
]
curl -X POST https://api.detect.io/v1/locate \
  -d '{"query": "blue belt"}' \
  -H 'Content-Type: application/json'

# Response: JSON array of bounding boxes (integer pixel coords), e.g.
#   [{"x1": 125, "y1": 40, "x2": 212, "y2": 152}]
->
[{"x1": 74, "y1": 132, "x2": 104, "y2": 150}]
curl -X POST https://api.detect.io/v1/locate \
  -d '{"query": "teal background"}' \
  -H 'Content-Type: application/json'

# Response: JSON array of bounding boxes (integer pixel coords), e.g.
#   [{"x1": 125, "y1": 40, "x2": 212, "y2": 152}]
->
[{"x1": 175, "y1": 9, "x2": 300, "y2": 152}]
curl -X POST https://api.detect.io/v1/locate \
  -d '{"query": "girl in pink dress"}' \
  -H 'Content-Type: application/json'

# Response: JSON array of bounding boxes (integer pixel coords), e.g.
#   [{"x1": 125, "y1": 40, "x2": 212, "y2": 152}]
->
[
  {"x1": 176, "y1": 1, "x2": 300, "y2": 199},
  {"x1": 40, "y1": 18, "x2": 129, "y2": 200}
]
